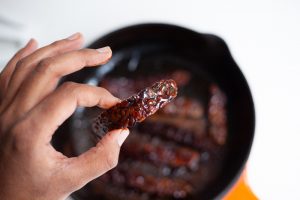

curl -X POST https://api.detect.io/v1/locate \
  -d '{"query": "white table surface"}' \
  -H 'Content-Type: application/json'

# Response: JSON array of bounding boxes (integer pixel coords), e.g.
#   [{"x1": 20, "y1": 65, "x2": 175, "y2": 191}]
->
[{"x1": 1, "y1": 1, "x2": 299, "y2": 199}]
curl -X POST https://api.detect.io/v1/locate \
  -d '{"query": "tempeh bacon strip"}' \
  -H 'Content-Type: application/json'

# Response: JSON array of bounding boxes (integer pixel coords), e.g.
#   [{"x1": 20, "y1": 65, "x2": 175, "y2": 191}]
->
[{"x1": 92, "y1": 79, "x2": 178, "y2": 139}]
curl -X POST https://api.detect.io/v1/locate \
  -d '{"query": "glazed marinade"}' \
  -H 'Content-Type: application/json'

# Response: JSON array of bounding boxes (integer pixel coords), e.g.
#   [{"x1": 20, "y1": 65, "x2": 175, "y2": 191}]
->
[{"x1": 92, "y1": 79, "x2": 178, "y2": 139}]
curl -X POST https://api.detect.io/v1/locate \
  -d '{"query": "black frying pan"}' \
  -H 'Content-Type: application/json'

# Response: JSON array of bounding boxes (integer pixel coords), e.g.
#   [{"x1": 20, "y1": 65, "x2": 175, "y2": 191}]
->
[{"x1": 53, "y1": 23, "x2": 255, "y2": 200}]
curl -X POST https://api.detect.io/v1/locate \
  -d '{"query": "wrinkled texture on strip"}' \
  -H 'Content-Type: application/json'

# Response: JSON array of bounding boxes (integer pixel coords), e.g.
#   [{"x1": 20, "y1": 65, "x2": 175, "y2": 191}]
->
[{"x1": 92, "y1": 79, "x2": 178, "y2": 139}]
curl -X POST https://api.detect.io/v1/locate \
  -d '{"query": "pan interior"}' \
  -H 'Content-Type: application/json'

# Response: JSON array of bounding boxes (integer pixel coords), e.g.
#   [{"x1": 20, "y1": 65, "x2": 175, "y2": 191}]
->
[{"x1": 53, "y1": 24, "x2": 255, "y2": 200}]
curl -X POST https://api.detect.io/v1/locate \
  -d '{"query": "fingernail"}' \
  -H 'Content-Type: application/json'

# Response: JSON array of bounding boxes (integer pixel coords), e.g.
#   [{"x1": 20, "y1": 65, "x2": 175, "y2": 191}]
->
[
  {"x1": 117, "y1": 129, "x2": 129, "y2": 146},
  {"x1": 97, "y1": 46, "x2": 112, "y2": 54},
  {"x1": 67, "y1": 32, "x2": 80, "y2": 40}
]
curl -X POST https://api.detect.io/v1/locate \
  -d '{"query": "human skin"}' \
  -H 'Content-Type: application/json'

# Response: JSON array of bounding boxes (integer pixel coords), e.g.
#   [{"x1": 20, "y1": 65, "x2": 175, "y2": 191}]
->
[{"x1": 0, "y1": 33, "x2": 129, "y2": 200}]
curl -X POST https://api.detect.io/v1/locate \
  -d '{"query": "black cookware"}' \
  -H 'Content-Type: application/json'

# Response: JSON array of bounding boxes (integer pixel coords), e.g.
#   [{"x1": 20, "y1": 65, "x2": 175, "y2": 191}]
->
[{"x1": 53, "y1": 23, "x2": 255, "y2": 200}]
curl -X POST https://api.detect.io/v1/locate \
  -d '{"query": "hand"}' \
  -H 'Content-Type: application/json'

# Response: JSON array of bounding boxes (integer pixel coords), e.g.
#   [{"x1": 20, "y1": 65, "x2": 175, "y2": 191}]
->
[{"x1": 0, "y1": 33, "x2": 129, "y2": 200}]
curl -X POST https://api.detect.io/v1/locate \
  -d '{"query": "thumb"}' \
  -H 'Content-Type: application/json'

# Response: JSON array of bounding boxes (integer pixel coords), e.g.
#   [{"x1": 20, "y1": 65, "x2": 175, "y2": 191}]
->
[{"x1": 64, "y1": 128, "x2": 129, "y2": 191}]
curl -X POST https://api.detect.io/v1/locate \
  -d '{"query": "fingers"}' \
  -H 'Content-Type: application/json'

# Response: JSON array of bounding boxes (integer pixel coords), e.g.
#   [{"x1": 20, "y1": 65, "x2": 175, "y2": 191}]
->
[
  {"x1": 0, "y1": 39, "x2": 38, "y2": 100},
  {"x1": 23, "y1": 82, "x2": 120, "y2": 140},
  {"x1": 10, "y1": 47, "x2": 112, "y2": 116},
  {"x1": 1, "y1": 33, "x2": 84, "y2": 111},
  {"x1": 63, "y1": 129, "x2": 129, "y2": 191},
  {"x1": 15, "y1": 81, "x2": 126, "y2": 194}
]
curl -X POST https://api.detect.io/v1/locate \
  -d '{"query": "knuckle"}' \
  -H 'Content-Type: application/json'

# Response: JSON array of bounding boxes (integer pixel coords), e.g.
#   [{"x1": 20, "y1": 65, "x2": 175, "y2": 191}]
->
[
  {"x1": 102, "y1": 142, "x2": 119, "y2": 170},
  {"x1": 97, "y1": 97, "x2": 111, "y2": 109},
  {"x1": 60, "y1": 82, "x2": 82, "y2": 100},
  {"x1": 79, "y1": 48, "x2": 92, "y2": 55},
  {"x1": 97, "y1": 98, "x2": 105, "y2": 108},
  {"x1": 78, "y1": 49, "x2": 98, "y2": 65},
  {"x1": 97, "y1": 139, "x2": 120, "y2": 170},
  {"x1": 61, "y1": 81, "x2": 79, "y2": 92},
  {"x1": 15, "y1": 58, "x2": 26, "y2": 69},
  {"x1": 74, "y1": 49, "x2": 89, "y2": 64},
  {"x1": 100, "y1": 133, "x2": 121, "y2": 170},
  {"x1": 10, "y1": 122, "x2": 31, "y2": 152},
  {"x1": 105, "y1": 152, "x2": 119, "y2": 169},
  {"x1": 50, "y1": 40, "x2": 68, "y2": 54},
  {"x1": 51, "y1": 40, "x2": 65, "y2": 49},
  {"x1": 36, "y1": 58, "x2": 55, "y2": 74},
  {"x1": 51, "y1": 40, "x2": 61, "y2": 47}
]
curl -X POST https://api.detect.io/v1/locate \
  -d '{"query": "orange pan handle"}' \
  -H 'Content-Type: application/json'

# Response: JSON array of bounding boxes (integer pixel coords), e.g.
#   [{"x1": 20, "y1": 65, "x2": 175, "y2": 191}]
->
[{"x1": 223, "y1": 169, "x2": 258, "y2": 200}]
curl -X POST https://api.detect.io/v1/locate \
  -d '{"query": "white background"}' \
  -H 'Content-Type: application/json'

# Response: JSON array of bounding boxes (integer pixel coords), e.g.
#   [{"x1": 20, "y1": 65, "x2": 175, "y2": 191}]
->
[{"x1": 0, "y1": 0, "x2": 299, "y2": 199}]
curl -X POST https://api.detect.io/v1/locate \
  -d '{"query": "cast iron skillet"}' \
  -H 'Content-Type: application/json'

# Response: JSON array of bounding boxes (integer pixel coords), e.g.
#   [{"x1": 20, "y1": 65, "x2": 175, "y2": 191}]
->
[{"x1": 53, "y1": 23, "x2": 255, "y2": 200}]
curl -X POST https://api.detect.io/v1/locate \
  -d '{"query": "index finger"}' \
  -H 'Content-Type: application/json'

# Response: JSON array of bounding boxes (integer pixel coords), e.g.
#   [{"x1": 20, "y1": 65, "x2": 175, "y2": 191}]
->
[
  {"x1": 24, "y1": 82, "x2": 120, "y2": 141},
  {"x1": 8, "y1": 47, "x2": 112, "y2": 118}
]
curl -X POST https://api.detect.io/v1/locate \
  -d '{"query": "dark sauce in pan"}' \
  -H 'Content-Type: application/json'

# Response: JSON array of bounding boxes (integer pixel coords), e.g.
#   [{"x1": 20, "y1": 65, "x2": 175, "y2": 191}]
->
[{"x1": 66, "y1": 46, "x2": 228, "y2": 200}]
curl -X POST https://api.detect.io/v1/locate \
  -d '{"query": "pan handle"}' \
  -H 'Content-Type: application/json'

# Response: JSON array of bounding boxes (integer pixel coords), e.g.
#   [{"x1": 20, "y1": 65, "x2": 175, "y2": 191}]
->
[{"x1": 223, "y1": 169, "x2": 258, "y2": 200}]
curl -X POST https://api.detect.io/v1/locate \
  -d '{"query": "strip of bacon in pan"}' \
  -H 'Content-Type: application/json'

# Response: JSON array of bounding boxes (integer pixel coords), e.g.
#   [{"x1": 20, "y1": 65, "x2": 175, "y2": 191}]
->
[
  {"x1": 122, "y1": 132, "x2": 200, "y2": 169},
  {"x1": 208, "y1": 84, "x2": 227, "y2": 145}
]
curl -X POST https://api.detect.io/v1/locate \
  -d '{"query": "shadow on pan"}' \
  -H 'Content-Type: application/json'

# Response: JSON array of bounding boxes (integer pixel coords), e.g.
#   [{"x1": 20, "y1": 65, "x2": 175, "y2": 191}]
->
[{"x1": 53, "y1": 23, "x2": 255, "y2": 200}]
